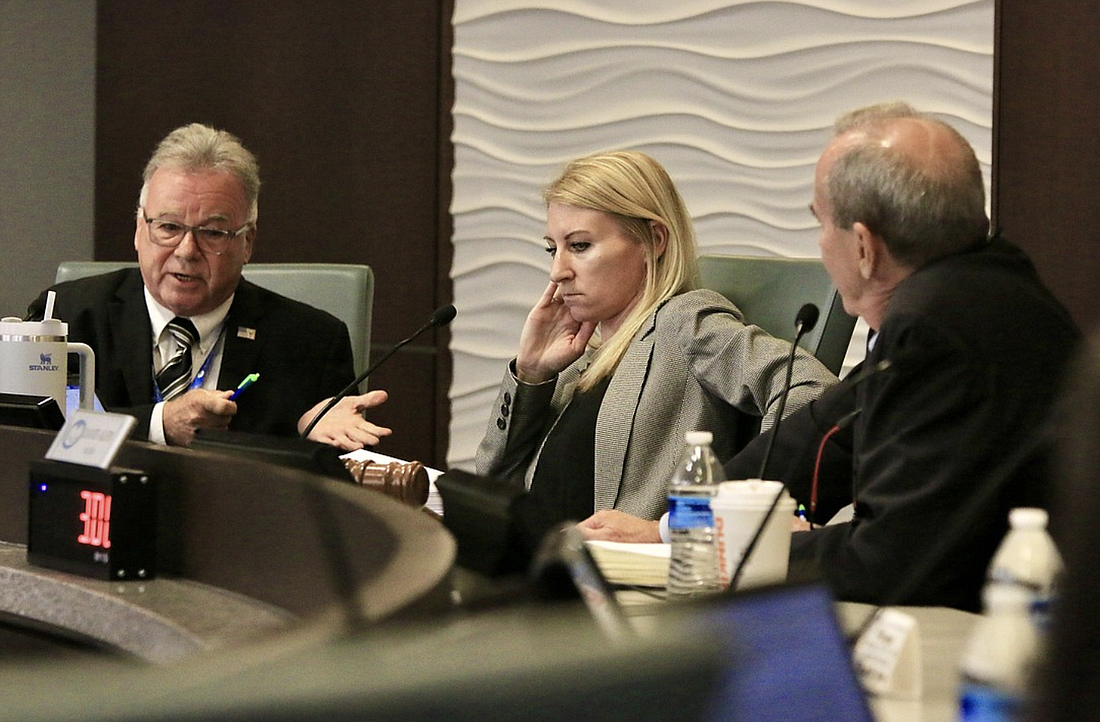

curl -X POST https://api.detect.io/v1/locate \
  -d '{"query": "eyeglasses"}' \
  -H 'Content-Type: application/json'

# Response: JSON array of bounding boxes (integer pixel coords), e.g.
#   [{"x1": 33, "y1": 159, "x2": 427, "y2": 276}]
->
[{"x1": 143, "y1": 216, "x2": 253, "y2": 256}]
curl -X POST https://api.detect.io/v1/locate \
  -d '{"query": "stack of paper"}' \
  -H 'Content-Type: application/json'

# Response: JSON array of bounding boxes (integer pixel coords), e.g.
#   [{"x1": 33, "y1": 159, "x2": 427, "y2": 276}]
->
[{"x1": 585, "y1": 540, "x2": 671, "y2": 587}]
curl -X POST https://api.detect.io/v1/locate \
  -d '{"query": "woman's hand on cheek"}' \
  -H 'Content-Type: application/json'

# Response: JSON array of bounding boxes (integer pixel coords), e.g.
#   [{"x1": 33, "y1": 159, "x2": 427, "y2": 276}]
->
[{"x1": 516, "y1": 282, "x2": 595, "y2": 383}]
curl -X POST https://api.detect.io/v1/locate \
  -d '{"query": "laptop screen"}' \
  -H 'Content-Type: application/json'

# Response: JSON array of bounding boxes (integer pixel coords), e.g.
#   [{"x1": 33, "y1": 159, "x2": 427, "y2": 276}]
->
[
  {"x1": 697, "y1": 583, "x2": 875, "y2": 722},
  {"x1": 541, "y1": 527, "x2": 874, "y2": 722}
]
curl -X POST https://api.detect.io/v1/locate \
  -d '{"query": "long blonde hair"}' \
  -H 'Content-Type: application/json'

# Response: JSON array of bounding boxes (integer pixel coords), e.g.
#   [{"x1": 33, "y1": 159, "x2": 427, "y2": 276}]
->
[{"x1": 542, "y1": 151, "x2": 699, "y2": 391}]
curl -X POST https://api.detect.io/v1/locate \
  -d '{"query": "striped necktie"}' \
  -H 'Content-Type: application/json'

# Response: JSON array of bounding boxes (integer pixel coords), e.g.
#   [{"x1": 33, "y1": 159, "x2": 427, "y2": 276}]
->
[{"x1": 156, "y1": 317, "x2": 199, "y2": 401}]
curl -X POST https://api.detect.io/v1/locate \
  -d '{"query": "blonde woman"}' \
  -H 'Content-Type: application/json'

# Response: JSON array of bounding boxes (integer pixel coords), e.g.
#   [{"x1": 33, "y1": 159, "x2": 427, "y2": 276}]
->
[{"x1": 475, "y1": 151, "x2": 836, "y2": 535}]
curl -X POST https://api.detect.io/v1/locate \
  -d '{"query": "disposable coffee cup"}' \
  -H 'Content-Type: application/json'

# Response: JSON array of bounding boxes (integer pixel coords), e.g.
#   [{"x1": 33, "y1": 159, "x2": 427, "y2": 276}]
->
[{"x1": 711, "y1": 479, "x2": 794, "y2": 590}]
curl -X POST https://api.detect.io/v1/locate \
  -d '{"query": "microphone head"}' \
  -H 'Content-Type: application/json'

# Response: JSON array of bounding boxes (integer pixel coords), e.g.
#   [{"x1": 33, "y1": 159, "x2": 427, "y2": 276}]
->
[
  {"x1": 431, "y1": 304, "x2": 457, "y2": 327},
  {"x1": 795, "y1": 303, "x2": 820, "y2": 334}
]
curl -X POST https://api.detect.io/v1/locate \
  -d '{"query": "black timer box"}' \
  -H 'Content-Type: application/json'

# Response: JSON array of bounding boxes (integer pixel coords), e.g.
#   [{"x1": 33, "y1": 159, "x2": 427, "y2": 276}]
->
[{"x1": 27, "y1": 460, "x2": 157, "y2": 581}]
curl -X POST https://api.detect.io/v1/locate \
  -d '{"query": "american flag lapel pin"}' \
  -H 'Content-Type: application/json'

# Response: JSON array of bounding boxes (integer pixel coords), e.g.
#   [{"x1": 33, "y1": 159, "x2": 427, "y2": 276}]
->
[{"x1": 237, "y1": 326, "x2": 257, "y2": 340}]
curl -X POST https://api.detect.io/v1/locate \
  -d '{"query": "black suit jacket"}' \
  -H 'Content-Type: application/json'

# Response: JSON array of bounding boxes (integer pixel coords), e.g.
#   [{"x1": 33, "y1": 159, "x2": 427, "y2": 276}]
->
[
  {"x1": 27, "y1": 269, "x2": 356, "y2": 440},
  {"x1": 729, "y1": 238, "x2": 1080, "y2": 611}
]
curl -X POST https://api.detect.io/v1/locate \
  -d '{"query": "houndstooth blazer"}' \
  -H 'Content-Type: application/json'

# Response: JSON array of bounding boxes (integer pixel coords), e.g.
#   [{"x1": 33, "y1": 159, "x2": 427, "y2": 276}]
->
[{"x1": 475, "y1": 289, "x2": 838, "y2": 520}]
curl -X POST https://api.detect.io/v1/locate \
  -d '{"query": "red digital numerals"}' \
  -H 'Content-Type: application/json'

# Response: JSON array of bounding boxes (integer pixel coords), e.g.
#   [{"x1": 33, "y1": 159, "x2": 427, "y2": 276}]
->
[{"x1": 77, "y1": 490, "x2": 112, "y2": 549}]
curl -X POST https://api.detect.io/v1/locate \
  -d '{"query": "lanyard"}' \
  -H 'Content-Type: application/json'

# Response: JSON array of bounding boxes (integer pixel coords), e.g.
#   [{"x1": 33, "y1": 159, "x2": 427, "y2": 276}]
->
[{"x1": 153, "y1": 326, "x2": 225, "y2": 403}]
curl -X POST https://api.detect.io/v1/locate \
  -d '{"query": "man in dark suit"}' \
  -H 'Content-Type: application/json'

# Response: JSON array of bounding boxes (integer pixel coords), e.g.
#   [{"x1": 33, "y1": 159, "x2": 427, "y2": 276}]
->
[
  {"x1": 27, "y1": 123, "x2": 389, "y2": 449},
  {"x1": 580, "y1": 102, "x2": 1080, "y2": 611},
  {"x1": 777, "y1": 102, "x2": 1080, "y2": 610}
]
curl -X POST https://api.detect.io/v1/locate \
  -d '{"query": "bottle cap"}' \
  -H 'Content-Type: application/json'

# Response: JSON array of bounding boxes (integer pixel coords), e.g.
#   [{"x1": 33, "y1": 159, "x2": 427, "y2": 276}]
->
[
  {"x1": 685, "y1": 430, "x2": 713, "y2": 446},
  {"x1": 1008, "y1": 507, "x2": 1048, "y2": 530}
]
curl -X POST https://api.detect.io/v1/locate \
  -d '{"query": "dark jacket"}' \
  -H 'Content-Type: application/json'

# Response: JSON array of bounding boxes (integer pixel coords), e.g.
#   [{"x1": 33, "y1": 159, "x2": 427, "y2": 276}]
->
[
  {"x1": 732, "y1": 238, "x2": 1080, "y2": 611},
  {"x1": 27, "y1": 268, "x2": 356, "y2": 440}
]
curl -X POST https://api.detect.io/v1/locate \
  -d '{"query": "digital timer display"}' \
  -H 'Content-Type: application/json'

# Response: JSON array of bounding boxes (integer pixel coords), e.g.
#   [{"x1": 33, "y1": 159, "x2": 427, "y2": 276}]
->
[
  {"x1": 77, "y1": 490, "x2": 112, "y2": 549},
  {"x1": 28, "y1": 460, "x2": 156, "y2": 580}
]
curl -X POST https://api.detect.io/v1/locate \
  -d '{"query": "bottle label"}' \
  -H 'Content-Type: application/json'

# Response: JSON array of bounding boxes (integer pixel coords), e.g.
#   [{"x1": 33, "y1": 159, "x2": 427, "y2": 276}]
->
[
  {"x1": 1030, "y1": 596, "x2": 1055, "y2": 633},
  {"x1": 959, "y1": 682, "x2": 1024, "y2": 722},
  {"x1": 668, "y1": 496, "x2": 714, "y2": 529},
  {"x1": 988, "y1": 573, "x2": 1056, "y2": 632}
]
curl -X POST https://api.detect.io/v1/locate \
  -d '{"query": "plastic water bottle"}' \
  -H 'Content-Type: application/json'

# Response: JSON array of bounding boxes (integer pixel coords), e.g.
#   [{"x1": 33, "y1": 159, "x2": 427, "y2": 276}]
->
[
  {"x1": 986, "y1": 507, "x2": 1062, "y2": 630},
  {"x1": 957, "y1": 508, "x2": 1061, "y2": 722},
  {"x1": 666, "y1": 430, "x2": 722, "y2": 600},
  {"x1": 958, "y1": 583, "x2": 1040, "y2": 722}
]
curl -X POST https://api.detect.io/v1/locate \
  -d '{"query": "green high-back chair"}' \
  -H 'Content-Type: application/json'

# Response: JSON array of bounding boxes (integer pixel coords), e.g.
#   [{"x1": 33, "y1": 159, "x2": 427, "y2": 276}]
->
[
  {"x1": 55, "y1": 261, "x2": 374, "y2": 373},
  {"x1": 698, "y1": 255, "x2": 856, "y2": 375}
]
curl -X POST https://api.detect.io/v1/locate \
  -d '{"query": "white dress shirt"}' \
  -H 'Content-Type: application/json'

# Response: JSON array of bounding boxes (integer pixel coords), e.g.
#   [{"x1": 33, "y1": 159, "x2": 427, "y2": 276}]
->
[{"x1": 143, "y1": 289, "x2": 234, "y2": 444}]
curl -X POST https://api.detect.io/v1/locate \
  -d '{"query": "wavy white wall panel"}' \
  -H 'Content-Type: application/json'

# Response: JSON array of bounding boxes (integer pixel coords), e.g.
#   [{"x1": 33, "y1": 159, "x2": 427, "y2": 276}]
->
[{"x1": 449, "y1": 0, "x2": 993, "y2": 470}]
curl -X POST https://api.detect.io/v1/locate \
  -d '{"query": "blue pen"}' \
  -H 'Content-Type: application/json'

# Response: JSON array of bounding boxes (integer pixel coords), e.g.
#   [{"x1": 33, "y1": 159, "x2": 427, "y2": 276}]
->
[{"x1": 229, "y1": 373, "x2": 259, "y2": 400}]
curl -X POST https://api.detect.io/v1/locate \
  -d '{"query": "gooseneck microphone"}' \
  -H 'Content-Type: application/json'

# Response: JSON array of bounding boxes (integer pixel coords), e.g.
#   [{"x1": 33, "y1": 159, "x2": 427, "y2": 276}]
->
[
  {"x1": 721, "y1": 303, "x2": 818, "y2": 592},
  {"x1": 757, "y1": 302, "x2": 819, "y2": 480},
  {"x1": 729, "y1": 354, "x2": 896, "y2": 591},
  {"x1": 299, "y1": 303, "x2": 457, "y2": 439}
]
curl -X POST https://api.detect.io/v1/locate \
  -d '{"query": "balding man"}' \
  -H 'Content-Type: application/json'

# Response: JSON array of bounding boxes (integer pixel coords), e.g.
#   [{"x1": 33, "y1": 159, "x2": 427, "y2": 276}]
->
[
  {"x1": 581, "y1": 102, "x2": 1080, "y2": 611},
  {"x1": 781, "y1": 102, "x2": 1080, "y2": 609}
]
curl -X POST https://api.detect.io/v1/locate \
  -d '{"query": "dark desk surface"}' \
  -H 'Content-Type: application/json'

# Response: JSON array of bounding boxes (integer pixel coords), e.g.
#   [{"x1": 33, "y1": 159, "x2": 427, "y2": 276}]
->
[
  {"x1": 0, "y1": 541, "x2": 292, "y2": 663},
  {"x1": 0, "y1": 425, "x2": 456, "y2": 661}
]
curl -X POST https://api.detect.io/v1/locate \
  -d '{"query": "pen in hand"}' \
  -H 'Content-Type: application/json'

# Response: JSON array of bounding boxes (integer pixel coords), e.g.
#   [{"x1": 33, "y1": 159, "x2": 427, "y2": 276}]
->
[{"x1": 229, "y1": 373, "x2": 259, "y2": 401}]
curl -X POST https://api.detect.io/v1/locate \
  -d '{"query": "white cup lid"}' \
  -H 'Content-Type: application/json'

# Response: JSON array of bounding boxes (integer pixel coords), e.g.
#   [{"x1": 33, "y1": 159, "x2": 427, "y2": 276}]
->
[
  {"x1": 0, "y1": 317, "x2": 67, "y2": 336},
  {"x1": 712, "y1": 479, "x2": 791, "y2": 508}
]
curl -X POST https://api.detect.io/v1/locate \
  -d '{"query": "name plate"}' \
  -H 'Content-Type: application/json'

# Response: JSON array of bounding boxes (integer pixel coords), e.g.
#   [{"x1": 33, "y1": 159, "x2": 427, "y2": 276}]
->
[
  {"x1": 30, "y1": 409, "x2": 152, "y2": 580},
  {"x1": 46, "y1": 408, "x2": 136, "y2": 469}
]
